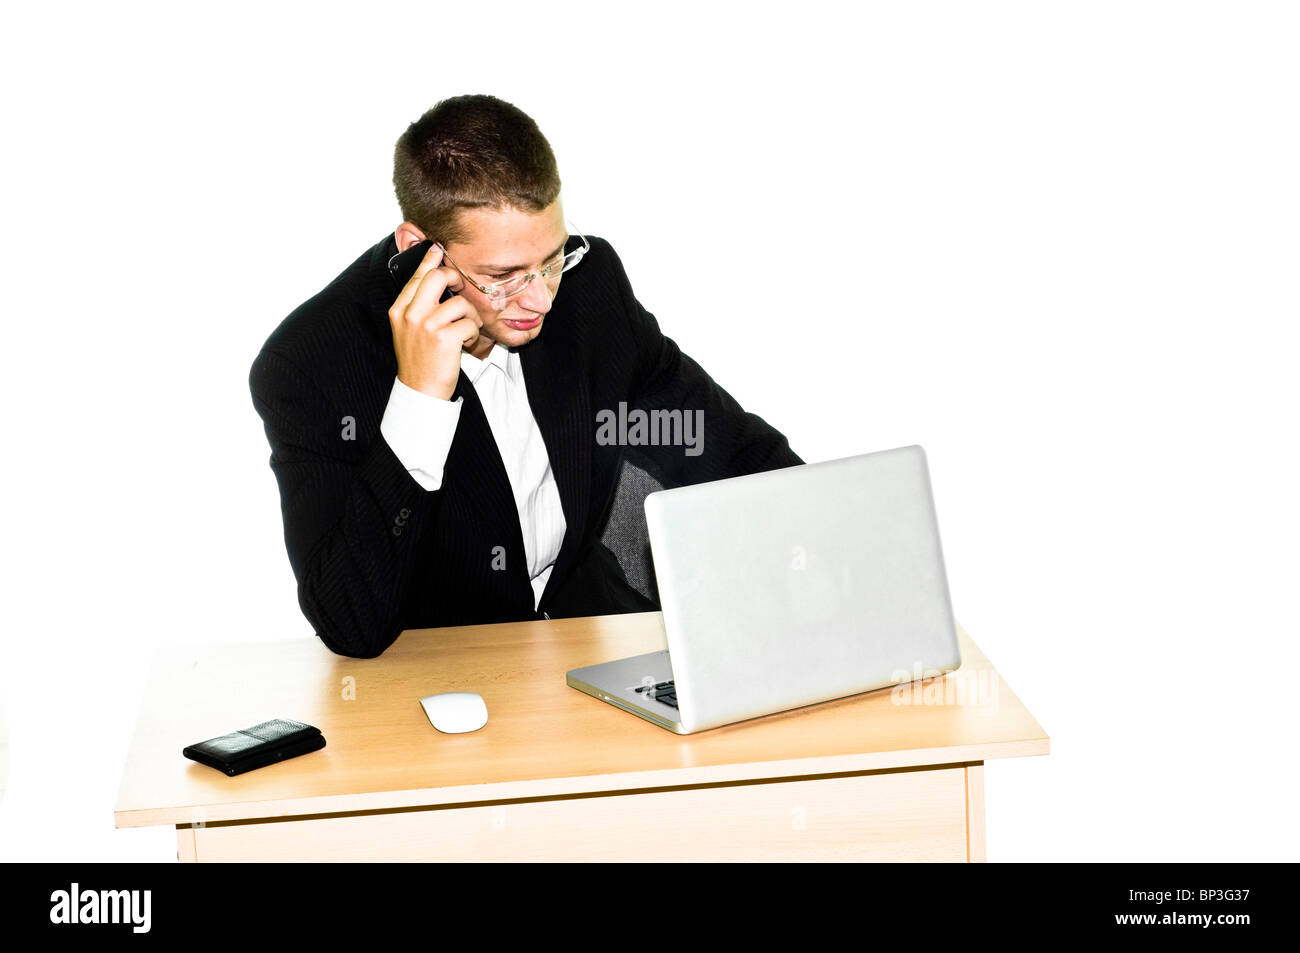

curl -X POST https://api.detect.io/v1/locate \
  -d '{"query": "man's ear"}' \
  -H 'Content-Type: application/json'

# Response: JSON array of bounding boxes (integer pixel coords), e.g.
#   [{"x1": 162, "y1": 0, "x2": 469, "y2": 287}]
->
[{"x1": 394, "y1": 222, "x2": 427, "y2": 252}]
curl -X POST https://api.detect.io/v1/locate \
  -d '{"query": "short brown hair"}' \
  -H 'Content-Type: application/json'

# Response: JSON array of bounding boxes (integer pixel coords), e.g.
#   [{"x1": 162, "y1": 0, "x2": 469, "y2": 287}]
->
[{"x1": 393, "y1": 95, "x2": 562, "y2": 244}]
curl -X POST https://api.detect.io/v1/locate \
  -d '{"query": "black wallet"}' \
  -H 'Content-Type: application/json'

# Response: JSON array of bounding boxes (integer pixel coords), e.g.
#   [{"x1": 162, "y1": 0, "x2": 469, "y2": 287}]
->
[{"x1": 183, "y1": 718, "x2": 326, "y2": 776}]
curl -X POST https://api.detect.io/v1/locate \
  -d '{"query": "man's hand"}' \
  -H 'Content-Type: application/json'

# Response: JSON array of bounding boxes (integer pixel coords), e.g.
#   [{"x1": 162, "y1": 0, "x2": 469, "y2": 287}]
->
[{"x1": 388, "y1": 243, "x2": 483, "y2": 400}]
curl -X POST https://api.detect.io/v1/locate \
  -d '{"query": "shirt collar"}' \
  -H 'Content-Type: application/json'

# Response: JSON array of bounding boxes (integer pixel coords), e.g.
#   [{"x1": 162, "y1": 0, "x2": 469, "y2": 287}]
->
[{"x1": 460, "y1": 343, "x2": 516, "y2": 384}]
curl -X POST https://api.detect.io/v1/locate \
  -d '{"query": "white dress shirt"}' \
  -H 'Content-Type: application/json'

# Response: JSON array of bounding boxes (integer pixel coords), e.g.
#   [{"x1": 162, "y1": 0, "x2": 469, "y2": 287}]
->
[{"x1": 379, "y1": 344, "x2": 567, "y2": 609}]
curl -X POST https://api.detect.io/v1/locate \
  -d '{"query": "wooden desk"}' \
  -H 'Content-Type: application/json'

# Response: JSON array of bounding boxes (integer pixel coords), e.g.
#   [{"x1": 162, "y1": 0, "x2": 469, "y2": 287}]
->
[{"x1": 115, "y1": 613, "x2": 1048, "y2": 862}]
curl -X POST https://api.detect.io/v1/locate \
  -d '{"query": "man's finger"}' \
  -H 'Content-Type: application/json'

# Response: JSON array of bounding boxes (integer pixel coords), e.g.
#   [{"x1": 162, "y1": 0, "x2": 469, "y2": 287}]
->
[
  {"x1": 389, "y1": 243, "x2": 445, "y2": 317},
  {"x1": 432, "y1": 312, "x2": 479, "y2": 350},
  {"x1": 420, "y1": 291, "x2": 480, "y2": 334},
  {"x1": 404, "y1": 265, "x2": 460, "y2": 324}
]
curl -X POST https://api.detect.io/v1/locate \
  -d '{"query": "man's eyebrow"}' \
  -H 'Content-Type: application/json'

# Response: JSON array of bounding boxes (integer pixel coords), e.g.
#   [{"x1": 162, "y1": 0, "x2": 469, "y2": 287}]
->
[{"x1": 480, "y1": 238, "x2": 567, "y2": 273}]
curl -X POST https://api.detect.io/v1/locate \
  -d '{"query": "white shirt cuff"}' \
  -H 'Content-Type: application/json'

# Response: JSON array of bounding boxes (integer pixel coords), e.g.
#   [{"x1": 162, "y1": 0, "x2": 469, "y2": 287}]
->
[{"x1": 380, "y1": 377, "x2": 462, "y2": 491}]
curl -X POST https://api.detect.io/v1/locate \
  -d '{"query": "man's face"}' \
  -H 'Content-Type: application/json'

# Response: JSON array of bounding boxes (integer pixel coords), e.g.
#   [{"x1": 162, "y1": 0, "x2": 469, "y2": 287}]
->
[{"x1": 441, "y1": 201, "x2": 568, "y2": 354}]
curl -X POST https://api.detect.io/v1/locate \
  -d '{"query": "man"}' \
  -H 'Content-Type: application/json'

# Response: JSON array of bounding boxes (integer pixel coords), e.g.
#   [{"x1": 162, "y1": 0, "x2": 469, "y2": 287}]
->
[{"x1": 250, "y1": 94, "x2": 800, "y2": 658}]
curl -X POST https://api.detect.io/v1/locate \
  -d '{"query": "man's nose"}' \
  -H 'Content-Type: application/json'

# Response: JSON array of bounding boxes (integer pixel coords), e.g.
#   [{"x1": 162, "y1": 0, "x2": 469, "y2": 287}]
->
[{"x1": 516, "y1": 274, "x2": 554, "y2": 314}]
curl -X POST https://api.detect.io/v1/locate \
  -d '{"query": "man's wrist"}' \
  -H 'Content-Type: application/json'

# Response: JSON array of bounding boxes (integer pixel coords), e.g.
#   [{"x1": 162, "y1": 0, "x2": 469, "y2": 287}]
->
[{"x1": 396, "y1": 372, "x2": 456, "y2": 402}]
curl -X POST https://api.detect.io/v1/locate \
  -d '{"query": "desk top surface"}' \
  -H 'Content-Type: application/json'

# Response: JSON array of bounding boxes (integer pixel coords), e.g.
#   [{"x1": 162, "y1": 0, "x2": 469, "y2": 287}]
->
[{"x1": 115, "y1": 613, "x2": 1049, "y2": 827}]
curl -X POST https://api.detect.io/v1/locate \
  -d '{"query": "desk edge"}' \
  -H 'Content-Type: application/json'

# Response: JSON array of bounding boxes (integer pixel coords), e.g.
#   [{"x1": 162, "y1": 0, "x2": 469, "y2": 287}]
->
[{"x1": 114, "y1": 735, "x2": 1049, "y2": 829}]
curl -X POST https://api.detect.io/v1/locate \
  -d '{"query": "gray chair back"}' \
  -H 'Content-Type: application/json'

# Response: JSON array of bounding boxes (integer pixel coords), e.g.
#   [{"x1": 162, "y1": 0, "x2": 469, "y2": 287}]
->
[{"x1": 597, "y1": 454, "x2": 667, "y2": 603}]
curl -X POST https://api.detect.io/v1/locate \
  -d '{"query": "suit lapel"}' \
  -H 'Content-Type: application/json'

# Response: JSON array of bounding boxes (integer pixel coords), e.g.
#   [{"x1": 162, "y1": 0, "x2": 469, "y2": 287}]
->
[{"x1": 520, "y1": 331, "x2": 591, "y2": 608}]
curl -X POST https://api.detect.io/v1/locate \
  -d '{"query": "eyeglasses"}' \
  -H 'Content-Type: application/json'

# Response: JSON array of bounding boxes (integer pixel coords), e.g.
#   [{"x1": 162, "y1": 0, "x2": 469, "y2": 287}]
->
[{"x1": 438, "y1": 226, "x2": 589, "y2": 303}]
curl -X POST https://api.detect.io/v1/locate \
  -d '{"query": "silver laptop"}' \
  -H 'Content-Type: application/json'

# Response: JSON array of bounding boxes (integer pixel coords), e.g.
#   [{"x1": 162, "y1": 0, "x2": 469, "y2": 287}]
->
[{"x1": 566, "y1": 445, "x2": 962, "y2": 733}]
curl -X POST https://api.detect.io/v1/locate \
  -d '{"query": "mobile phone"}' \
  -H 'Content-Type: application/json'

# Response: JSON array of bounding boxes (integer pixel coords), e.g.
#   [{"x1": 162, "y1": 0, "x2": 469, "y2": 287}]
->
[{"x1": 387, "y1": 239, "x2": 455, "y2": 302}]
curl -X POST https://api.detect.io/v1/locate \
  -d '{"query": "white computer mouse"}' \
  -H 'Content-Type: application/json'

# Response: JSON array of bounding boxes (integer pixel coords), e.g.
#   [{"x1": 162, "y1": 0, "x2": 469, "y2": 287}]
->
[{"x1": 419, "y1": 692, "x2": 488, "y2": 734}]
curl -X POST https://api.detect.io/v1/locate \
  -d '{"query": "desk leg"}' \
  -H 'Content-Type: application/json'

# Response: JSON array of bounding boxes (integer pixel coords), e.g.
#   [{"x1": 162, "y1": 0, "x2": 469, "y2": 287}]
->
[
  {"x1": 965, "y1": 762, "x2": 986, "y2": 863},
  {"x1": 176, "y1": 825, "x2": 197, "y2": 863}
]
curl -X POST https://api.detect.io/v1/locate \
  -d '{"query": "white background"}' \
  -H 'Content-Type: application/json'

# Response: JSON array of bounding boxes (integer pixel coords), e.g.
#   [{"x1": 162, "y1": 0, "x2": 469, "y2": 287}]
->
[{"x1": 1, "y1": 1, "x2": 1296, "y2": 861}]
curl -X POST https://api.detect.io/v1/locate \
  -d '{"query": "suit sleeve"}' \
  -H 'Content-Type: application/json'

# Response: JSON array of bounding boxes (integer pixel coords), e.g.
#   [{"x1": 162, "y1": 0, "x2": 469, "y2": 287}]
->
[
  {"x1": 607, "y1": 245, "x2": 803, "y2": 485},
  {"x1": 250, "y1": 347, "x2": 442, "y2": 658}
]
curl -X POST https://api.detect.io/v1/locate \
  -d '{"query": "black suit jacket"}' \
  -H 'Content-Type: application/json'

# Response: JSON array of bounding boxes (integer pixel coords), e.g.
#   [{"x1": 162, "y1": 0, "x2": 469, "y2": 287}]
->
[{"x1": 250, "y1": 233, "x2": 802, "y2": 657}]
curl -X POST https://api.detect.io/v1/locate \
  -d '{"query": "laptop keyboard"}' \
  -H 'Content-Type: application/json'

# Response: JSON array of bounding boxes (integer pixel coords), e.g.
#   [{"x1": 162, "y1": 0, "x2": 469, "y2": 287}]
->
[{"x1": 634, "y1": 680, "x2": 677, "y2": 709}]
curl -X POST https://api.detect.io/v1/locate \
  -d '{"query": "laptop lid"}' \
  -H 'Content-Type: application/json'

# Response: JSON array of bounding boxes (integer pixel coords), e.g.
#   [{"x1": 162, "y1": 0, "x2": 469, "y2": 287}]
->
[{"x1": 643, "y1": 445, "x2": 961, "y2": 732}]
